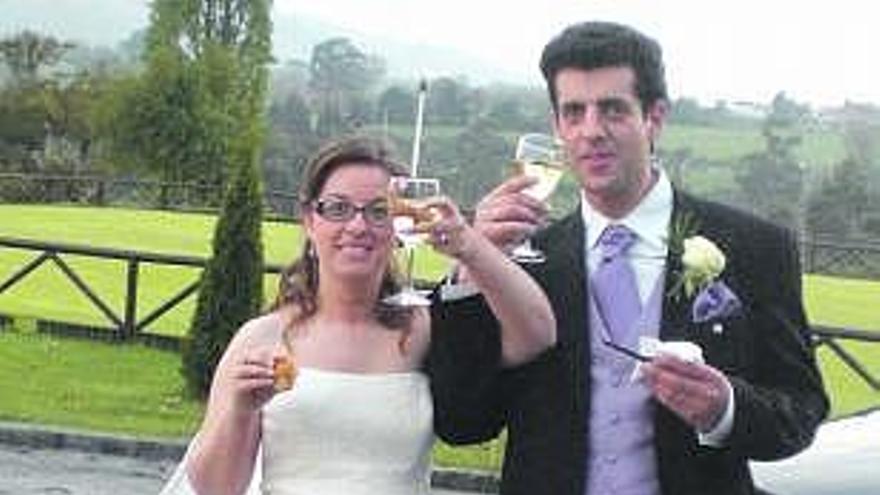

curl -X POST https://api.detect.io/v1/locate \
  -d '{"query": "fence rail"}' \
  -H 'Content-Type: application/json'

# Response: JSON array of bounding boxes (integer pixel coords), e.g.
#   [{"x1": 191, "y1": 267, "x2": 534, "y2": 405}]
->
[
  {"x1": 801, "y1": 236, "x2": 880, "y2": 278},
  {"x1": 0, "y1": 236, "x2": 284, "y2": 342},
  {"x1": 812, "y1": 325, "x2": 880, "y2": 391}
]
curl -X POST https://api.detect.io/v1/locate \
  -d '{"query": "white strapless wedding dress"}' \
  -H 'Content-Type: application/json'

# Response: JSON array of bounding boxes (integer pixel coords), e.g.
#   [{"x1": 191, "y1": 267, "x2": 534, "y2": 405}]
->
[
  {"x1": 159, "y1": 367, "x2": 434, "y2": 495},
  {"x1": 261, "y1": 367, "x2": 434, "y2": 494}
]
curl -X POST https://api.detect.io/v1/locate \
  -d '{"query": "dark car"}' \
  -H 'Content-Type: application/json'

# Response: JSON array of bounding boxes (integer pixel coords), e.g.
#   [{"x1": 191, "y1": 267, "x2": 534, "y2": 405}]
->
[{"x1": 750, "y1": 410, "x2": 880, "y2": 495}]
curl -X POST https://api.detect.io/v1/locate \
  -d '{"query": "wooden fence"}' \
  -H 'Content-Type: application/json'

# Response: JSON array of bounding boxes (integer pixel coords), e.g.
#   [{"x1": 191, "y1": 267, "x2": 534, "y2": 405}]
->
[
  {"x1": 0, "y1": 235, "x2": 877, "y2": 391},
  {"x1": 0, "y1": 172, "x2": 300, "y2": 219},
  {"x1": 0, "y1": 235, "x2": 283, "y2": 348}
]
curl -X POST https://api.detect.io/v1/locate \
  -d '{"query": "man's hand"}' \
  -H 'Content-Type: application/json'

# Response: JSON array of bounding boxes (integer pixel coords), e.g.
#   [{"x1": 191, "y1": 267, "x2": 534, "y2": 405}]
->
[
  {"x1": 473, "y1": 175, "x2": 549, "y2": 252},
  {"x1": 641, "y1": 355, "x2": 730, "y2": 432}
]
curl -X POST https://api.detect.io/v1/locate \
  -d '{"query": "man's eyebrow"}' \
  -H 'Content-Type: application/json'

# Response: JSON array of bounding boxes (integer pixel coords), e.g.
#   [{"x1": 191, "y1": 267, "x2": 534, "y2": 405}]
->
[
  {"x1": 319, "y1": 193, "x2": 350, "y2": 200},
  {"x1": 559, "y1": 101, "x2": 586, "y2": 111}
]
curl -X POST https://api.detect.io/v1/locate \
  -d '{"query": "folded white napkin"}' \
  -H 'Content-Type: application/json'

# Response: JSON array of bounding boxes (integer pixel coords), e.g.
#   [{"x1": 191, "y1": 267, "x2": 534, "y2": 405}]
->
[
  {"x1": 631, "y1": 337, "x2": 704, "y2": 382},
  {"x1": 639, "y1": 337, "x2": 704, "y2": 362}
]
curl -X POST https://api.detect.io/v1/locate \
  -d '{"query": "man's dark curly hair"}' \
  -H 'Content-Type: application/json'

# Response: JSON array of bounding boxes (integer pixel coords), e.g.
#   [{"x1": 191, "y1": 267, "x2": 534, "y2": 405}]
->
[{"x1": 540, "y1": 21, "x2": 668, "y2": 114}]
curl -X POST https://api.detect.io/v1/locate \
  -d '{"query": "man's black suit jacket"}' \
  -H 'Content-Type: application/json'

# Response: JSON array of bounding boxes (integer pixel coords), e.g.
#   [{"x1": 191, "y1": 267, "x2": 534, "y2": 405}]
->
[{"x1": 427, "y1": 191, "x2": 829, "y2": 495}]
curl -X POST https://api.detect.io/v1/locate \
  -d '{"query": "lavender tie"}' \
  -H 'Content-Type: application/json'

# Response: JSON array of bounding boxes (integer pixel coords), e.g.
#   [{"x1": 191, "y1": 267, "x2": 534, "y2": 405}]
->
[{"x1": 591, "y1": 225, "x2": 642, "y2": 342}]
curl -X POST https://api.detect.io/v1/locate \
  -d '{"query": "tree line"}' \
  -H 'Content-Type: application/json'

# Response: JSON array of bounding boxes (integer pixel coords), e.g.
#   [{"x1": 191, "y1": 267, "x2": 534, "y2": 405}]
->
[{"x1": 2, "y1": 23, "x2": 880, "y2": 238}]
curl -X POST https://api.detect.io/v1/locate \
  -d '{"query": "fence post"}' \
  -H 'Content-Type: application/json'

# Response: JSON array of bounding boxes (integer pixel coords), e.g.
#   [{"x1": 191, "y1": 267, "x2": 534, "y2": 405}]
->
[
  {"x1": 124, "y1": 259, "x2": 139, "y2": 339},
  {"x1": 807, "y1": 235, "x2": 816, "y2": 273},
  {"x1": 94, "y1": 178, "x2": 106, "y2": 206}
]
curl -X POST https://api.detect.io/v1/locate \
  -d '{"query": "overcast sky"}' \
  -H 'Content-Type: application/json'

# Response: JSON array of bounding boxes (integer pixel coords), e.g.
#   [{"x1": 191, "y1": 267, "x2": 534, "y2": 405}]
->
[
  {"x1": 276, "y1": 0, "x2": 878, "y2": 107},
  {"x1": 2, "y1": 0, "x2": 876, "y2": 107}
]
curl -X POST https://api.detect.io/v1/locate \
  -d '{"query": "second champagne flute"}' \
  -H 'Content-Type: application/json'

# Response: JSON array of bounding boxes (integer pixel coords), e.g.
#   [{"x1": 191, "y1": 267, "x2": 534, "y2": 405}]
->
[
  {"x1": 383, "y1": 176, "x2": 441, "y2": 307},
  {"x1": 510, "y1": 133, "x2": 566, "y2": 263}
]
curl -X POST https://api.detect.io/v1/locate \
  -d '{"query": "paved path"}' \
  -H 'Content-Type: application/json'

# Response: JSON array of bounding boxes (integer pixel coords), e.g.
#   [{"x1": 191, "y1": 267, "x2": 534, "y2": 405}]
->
[
  {"x1": 0, "y1": 442, "x2": 176, "y2": 494},
  {"x1": 0, "y1": 442, "x2": 478, "y2": 495},
  {"x1": 3, "y1": 411, "x2": 880, "y2": 494}
]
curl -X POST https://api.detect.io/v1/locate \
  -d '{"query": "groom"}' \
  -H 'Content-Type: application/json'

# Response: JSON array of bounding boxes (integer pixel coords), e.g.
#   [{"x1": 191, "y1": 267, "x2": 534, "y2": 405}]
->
[{"x1": 428, "y1": 21, "x2": 828, "y2": 495}]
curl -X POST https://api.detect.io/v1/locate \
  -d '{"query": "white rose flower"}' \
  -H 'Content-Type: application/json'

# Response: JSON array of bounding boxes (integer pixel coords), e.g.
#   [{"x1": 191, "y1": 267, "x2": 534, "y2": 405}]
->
[{"x1": 681, "y1": 235, "x2": 726, "y2": 296}]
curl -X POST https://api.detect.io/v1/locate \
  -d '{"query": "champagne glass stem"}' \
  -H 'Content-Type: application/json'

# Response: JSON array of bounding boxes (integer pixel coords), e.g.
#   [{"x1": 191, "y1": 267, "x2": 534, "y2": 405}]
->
[{"x1": 405, "y1": 245, "x2": 416, "y2": 292}]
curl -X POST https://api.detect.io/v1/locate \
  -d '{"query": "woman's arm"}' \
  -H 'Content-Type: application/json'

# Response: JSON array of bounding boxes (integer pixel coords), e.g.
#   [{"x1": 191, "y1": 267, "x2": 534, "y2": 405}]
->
[
  {"x1": 186, "y1": 317, "x2": 280, "y2": 495},
  {"x1": 426, "y1": 198, "x2": 556, "y2": 366}
]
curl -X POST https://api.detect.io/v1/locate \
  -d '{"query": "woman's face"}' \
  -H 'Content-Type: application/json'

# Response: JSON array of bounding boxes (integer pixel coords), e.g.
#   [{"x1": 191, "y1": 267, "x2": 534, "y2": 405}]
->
[{"x1": 303, "y1": 163, "x2": 395, "y2": 283}]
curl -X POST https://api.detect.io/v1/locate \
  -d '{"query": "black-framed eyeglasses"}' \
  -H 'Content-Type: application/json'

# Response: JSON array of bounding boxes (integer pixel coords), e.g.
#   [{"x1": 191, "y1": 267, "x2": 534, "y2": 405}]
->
[{"x1": 312, "y1": 197, "x2": 391, "y2": 225}]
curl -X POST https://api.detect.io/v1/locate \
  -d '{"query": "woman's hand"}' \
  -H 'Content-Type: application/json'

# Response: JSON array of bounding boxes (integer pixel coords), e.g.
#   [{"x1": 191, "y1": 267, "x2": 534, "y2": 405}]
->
[
  {"x1": 419, "y1": 196, "x2": 478, "y2": 262},
  {"x1": 219, "y1": 346, "x2": 285, "y2": 416}
]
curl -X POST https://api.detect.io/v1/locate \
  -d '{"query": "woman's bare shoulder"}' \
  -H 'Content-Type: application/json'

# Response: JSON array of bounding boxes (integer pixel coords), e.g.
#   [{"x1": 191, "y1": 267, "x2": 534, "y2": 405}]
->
[{"x1": 230, "y1": 311, "x2": 286, "y2": 349}]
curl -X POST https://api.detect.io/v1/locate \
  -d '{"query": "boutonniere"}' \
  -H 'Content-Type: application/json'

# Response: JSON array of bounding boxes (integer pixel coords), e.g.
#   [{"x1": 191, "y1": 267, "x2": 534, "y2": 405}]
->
[{"x1": 667, "y1": 213, "x2": 742, "y2": 326}]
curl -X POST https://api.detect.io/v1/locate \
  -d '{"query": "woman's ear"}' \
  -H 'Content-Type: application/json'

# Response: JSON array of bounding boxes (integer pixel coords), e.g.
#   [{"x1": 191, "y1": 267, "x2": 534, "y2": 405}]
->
[{"x1": 301, "y1": 207, "x2": 316, "y2": 240}]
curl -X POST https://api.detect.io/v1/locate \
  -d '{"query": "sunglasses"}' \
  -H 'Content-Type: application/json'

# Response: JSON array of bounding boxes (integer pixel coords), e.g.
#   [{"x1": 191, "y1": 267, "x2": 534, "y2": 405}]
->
[{"x1": 312, "y1": 197, "x2": 391, "y2": 225}]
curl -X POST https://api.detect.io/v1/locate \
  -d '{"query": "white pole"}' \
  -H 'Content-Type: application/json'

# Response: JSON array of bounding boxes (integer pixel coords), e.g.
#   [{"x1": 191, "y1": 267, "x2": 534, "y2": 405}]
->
[{"x1": 411, "y1": 78, "x2": 427, "y2": 177}]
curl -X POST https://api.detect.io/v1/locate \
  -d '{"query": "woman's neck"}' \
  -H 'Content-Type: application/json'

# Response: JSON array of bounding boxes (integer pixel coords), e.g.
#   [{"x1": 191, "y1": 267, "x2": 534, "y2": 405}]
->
[{"x1": 316, "y1": 277, "x2": 379, "y2": 324}]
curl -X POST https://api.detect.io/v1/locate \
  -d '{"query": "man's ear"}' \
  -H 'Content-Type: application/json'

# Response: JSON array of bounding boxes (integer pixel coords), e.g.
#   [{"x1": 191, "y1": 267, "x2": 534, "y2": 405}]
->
[
  {"x1": 645, "y1": 99, "x2": 669, "y2": 141},
  {"x1": 549, "y1": 109, "x2": 560, "y2": 138}
]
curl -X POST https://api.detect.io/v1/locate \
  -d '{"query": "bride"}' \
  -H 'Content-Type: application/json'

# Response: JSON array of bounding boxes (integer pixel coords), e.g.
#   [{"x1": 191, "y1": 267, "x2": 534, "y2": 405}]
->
[{"x1": 160, "y1": 135, "x2": 555, "y2": 495}]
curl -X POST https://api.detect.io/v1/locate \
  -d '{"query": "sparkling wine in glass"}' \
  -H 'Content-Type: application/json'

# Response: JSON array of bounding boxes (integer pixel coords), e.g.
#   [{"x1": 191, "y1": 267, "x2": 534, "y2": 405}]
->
[
  {"x1": 510, "y1": 133, "x2": 566, "y2": 263},
  {"x1": 383, "y1": 176, "x2": 441, "y2": 306}
]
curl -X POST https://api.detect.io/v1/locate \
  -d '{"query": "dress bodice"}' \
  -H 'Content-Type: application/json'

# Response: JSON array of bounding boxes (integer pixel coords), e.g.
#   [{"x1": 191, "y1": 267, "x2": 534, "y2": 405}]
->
[{"x1": 260, "y1": 367, "x2": 434, "y2": 495}]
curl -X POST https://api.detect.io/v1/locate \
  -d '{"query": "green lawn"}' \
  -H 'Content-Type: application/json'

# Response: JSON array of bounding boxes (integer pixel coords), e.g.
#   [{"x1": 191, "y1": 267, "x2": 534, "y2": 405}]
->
[
  {"x1": 0, "y1": 326, "x2": 503, "y2": 469},
  {"x1": 804, "y1": 274, "x2": 880, "y2": 331},
  {"x1": 0, "y1": 328, "x2": 204, "y2": 438}
]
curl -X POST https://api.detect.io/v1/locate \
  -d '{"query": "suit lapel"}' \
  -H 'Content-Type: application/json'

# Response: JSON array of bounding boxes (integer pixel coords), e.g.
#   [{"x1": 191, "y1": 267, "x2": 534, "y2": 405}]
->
[
  {"x1": 655, "y1": 190, "x2": 705, "y2": 493},
  {"x1": 543, "y1": 211, "x2": 588, "y2": 346},
  {"x1": 537, "y1": 210, "x2": 589, "y2": 416},
  {"x1": 660, "y1": 191, "x2": 695, "y2": 341}
]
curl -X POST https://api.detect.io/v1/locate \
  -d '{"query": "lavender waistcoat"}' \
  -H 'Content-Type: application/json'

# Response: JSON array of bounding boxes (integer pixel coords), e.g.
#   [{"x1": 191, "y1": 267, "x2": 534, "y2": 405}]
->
[{"x1": 585, "y1": 276, "x2": 664, "y2": 495}]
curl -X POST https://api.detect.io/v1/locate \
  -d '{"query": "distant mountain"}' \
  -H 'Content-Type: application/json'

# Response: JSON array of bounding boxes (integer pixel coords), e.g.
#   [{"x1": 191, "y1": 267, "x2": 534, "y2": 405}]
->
[
  {"x1": 0, "y1": 0, "x2": 532, "y2": 86},
  {"x1": 0, "y1": 0, "x2": 150, "y2": 49},
  {"x1": 271, "y1": 10, "x2": 533, "y2": 86}
]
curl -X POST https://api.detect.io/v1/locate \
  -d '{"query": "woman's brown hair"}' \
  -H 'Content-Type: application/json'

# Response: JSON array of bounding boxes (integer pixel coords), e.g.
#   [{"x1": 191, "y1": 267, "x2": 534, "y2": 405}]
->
[{"x1": 272, "y1": 135, "x2": 414, "y2": 331}]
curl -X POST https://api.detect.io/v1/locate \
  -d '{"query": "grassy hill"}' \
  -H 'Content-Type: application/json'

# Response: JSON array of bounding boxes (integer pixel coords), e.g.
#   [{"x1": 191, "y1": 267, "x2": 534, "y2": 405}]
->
[
  {"x1": 375, "y1": 121, "x2": 849, "y2": 211},
  {"x1": 381, "y1": 122, "x2": 848, "y2": 166},
  {"x1": 660, "y1": 124, "x2": 846, "y2": 166}
]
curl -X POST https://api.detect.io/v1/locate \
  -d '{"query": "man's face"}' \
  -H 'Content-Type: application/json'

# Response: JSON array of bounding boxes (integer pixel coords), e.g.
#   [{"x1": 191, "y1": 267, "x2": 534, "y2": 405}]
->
[{"x1": 552, "y1": 66, "x2": 665, "y2": 216}]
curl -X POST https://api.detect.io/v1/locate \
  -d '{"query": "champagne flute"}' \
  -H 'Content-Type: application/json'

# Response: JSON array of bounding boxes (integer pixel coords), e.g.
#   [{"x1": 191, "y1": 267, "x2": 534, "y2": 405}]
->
[
  {"x1": 383, "y1": 176, "x2": 441, "y2": 307},
  {"x1": 510, "y1": 133, "x2": 566, "y2": 263}
]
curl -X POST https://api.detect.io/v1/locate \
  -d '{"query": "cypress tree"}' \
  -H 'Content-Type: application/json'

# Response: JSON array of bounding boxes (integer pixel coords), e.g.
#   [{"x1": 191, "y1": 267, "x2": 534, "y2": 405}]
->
[{"x1": 183, "y1": 150, "x2": 264, "y2": 398}]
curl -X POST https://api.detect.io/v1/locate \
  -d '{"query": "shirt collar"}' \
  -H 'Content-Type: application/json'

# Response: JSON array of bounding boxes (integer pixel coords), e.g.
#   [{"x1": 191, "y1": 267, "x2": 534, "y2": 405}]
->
[{"x1": 580, "y1": 167, "x2": 673, "y2": 255}]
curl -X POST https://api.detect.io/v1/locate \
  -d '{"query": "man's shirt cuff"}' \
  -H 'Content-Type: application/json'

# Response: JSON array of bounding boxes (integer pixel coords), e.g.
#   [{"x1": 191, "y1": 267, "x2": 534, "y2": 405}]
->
[{"x1": 697, "y1": 378, "x2": 735, "y2": 447}]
